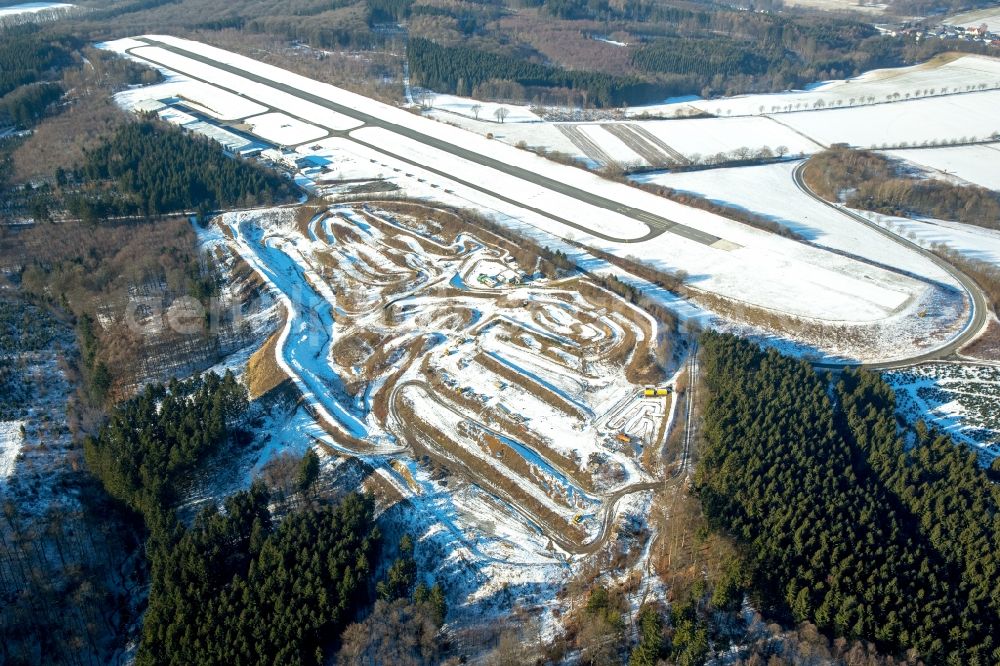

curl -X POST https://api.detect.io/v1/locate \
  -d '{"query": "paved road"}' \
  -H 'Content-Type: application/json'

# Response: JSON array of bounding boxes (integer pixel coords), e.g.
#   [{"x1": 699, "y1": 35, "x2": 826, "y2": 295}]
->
[
  {"x1": 792, "y1": 162, "x2": 989, "y2": 371},
  {"x1": 675, "y1": 341, "x2": 698, "y2": 479},
  {"x1": 129, "y1": 38, "x2": 722, "y2": 247}
]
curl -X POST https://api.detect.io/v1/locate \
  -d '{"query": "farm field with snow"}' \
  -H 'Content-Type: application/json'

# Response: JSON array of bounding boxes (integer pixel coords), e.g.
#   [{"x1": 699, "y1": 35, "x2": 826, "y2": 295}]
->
[
  {"x1": 945, "y1": 6, "x2": 1000, "y2": 33},
  {"x1": 426, "y1": 92, "x2": 541, "y2": 123},
  {"x1": 635, "y1": 159, "x2": 1000, "y2": 270},
  {"x1": 867, "y1": 213, "x2": 1000, "y2": 265},
  {"x1": 0, "y1": 1, "x2": 74, "y2": 20},
  {"x1": 630, "y1": 54, "x2": 1000, "y2": 120},
  {"x1": 884, "y1": 143, "x2": 1000, "y2": 191},
  {"x1": 557, "y1": 117, "x2": 820, "y2": 167},
  {"x1": 773, "y1": 91, "x2": 1000, "y2": 149},
  {"x1": 428, "y1": 57, "x2": 1000, "y2": 169},
  {"x1": 544, "y1": 88, "x2": 1000, "y2": 165},
  {"x1": 206, "y1": 202, "x2": 678, "y2": 621},
  {"x1": 634, "y1": 161, "x2": 959, "y2": 277}
]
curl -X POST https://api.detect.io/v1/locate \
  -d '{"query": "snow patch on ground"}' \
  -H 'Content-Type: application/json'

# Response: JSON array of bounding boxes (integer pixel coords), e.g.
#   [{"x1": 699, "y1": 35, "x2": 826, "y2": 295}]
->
[
  {"x1": 886, "y1": 363, "x2": 1000, "y2": 460},
  {"x1": 0, "y1": 421, "x2": 25, "y2": 481},
  {"x1": 423, "y1": 92, "x2": 540, "y2": 123},
  {"x1": 862, "y1": 211, "x2": 1000, "y2": 265},
  {"x1": 243, "y1": 112, "x2": 327, "y2": 146}
]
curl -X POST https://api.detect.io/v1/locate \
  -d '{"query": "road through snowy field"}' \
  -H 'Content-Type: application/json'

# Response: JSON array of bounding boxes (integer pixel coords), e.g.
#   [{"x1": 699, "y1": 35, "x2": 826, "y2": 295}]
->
[{"x1": 634, "y1": 160, "x2": 958, "y2": 283}]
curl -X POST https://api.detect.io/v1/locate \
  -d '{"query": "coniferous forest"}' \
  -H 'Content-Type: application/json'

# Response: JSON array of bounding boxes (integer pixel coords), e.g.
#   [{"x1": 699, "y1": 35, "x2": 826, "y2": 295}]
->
[
  {"x1": 73, "y1": 121, "x2": 297, "y2": 220},
  {"x1": 83, "y1": 371, "x2": 250, "y2": 519},
  {"x1": 83, "y1": 373, "x2": 389, "y2": 666},
  {"x1": 407, "y1": 37, "x2": 664, "y2": 107},
  {"x1": 139, "y1": 488, "x2": 380, "y2": 666},
  {"x1": 0, "y1": 30, "x2": 75, "y2": 98},
  {"x1": 696, "y1": 333, "x2": 1000, "y2": 664}
]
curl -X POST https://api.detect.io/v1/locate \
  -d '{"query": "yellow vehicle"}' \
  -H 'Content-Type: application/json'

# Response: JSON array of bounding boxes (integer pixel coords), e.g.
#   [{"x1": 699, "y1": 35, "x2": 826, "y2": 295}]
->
[
  {"x1": 655, "y1": 387, "x2": 670, "y2": 397},
  {"x1": 573, "y1": 514, "x2": 583, "y2": 524},
  {"x1": 643, "y1": 386, "x2": 656, "y2": 397},
  {"x1": 616, "y1": 433, "x2": 632, "y2": 444}
]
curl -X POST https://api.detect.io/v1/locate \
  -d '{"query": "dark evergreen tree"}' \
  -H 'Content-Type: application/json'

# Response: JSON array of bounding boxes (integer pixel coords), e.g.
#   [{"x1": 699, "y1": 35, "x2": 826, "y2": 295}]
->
[
  {"x1": 695, "y1": 333, "x2": 1000, "y2": 663},
  {"x1": 77, "y1": 121, "x2": 296, "y2": 218}
]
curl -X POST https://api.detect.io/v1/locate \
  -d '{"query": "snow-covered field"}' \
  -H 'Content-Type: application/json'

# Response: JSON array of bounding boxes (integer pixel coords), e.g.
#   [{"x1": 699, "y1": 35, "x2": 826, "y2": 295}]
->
[
  {"x1": 0, "y1": 1, "x2": 73, "y2": 19},
  {"x1": 425, "y1": 92, "x2": 540, "y2": 123},
  {"x1": 628, "y1": 116, "x2": 820, "y2": 160},
  {"x1": 945, "y1": 6, "x2": 1000, "y2": 33},
  {"x1": 774, "y1": 90, "x2": 1000, "y2": 148},
  {"x1": 428, "y1": 111, "x2": 592, "y2": 158},
  {"x1": 630, "y1": 55, "x2": 1000, "y2": 119},
  {"x1": 884, "y1": 143, "x2": 1000, "y2": 191},
  {"x1": 630, "y1": 161, "x2": 976, "y2": 360},
  {"x1": 866, "y1": 212, "x2": 1000, "y2": 265},
  {"x1": 428, "y1": 58, "x2": 1000, "y2": 165},
  {"x1": 242, "y1": 112, "x2": 327, "y2": 146},
  {"x1": 634, "y1": 160, "x2": 957, "y2": 281}
]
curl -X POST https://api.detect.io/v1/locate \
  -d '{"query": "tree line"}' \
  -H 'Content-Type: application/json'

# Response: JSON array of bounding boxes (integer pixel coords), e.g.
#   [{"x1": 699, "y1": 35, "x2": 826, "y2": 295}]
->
[
  {"x1": 83, "y1": 372, "x2": 447, "y2": 663},
  {"x1": 0, "y1": 82, "x2": 63, "y2": 127},
  {"x1": 629, "y1": 13, "x2": 945, "y2": 95},
  {"x1": 407, "y1": 37, "x2": 669, "y2": 107},
  {"x1": 73, "y1": 120, "x2": 297, "y2": 220},
  {"x1": 0, "y1": 28, "x2": 76, "y2": 99},
  {"x1": 695, "y1": 332, "x2": 1000, "y2": 663},
  {"x1": 805, "y1": 146, "x2": 1000, "y2": 229},
  {"x1": 139, "y1": 485, "x2": 381, "y2": 666}
]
